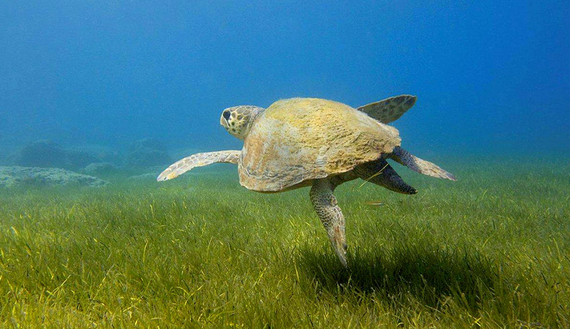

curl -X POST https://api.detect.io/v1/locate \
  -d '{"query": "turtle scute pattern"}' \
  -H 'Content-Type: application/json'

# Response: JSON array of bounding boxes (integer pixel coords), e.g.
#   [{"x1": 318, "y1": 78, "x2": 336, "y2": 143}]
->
[{"x1": 239, "y1": 98, "x2": 401, "y2": 192}]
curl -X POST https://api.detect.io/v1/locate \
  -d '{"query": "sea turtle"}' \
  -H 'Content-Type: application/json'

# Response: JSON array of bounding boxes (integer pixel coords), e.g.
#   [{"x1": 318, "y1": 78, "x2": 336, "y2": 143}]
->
[{"x1": 158, "y1": 95, "x2": 455, "y2": 266}]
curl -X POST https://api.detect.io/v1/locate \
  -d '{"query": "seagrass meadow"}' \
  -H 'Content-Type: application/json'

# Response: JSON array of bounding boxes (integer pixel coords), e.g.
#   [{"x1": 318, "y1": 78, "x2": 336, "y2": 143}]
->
[{"x1": 0, "y1": 157, "x2": 569, "y2": 328}]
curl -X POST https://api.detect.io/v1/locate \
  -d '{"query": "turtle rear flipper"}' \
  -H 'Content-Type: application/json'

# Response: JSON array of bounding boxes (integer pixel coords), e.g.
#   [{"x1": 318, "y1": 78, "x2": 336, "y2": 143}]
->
[
  {"x1": 390, "y1": 146, "x2": 456, "y2": 181},
  {"x1": 355, "y1": 160, "x2": 417, "y2": 194}
]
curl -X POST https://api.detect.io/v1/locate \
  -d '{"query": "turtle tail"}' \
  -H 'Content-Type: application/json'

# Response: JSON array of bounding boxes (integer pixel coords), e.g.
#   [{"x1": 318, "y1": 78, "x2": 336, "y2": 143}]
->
[{"x1": 390, "y1": 146, "x2": 456, "y2": 181}]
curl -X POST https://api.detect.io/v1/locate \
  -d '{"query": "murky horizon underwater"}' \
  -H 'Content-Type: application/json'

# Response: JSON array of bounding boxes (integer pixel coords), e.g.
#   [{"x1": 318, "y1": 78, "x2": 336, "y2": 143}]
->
[{"x1": 1, "y1": 1, "x2": 569, "y2": 164}]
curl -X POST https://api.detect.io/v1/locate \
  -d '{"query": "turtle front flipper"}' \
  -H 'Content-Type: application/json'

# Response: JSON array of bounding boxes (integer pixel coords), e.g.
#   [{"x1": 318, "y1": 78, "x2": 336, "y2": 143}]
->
[
  {"x1": 310, "y1": 178, "x2": 348, "y2": 267},
  {"x1": 390, "y1": 146, "x2": 456, "y2": 181},
  {"x1": 157, "y1": 150, "x2": 241, "y2": 181},
  {"x1": 355, "y1": 159, "x2": 418, "y2": 194},
  {"x1": 357, "y1": 95, "x2": 416, "y2": 124}
]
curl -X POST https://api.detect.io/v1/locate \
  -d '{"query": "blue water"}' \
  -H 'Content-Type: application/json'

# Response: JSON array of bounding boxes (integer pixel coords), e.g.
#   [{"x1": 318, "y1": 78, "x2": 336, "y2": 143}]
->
[{"x1": 1, "y1": 1, "x2": 568, "y2": 160}]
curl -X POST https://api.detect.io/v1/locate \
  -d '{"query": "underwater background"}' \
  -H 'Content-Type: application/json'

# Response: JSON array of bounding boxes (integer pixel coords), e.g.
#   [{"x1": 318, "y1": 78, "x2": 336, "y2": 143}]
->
[
  {"x1": 1, "y1": 0, "x2": 568, "y2": 162},
  {"x1": 1, "y1": 2, "x2": 570, "y2": 327}
]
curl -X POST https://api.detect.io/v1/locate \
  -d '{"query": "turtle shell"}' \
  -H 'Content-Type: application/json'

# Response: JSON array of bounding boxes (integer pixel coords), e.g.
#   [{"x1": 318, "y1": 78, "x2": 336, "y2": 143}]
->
[{"x1": 238, "y1": 98, "x2": 401, "y2": 192}]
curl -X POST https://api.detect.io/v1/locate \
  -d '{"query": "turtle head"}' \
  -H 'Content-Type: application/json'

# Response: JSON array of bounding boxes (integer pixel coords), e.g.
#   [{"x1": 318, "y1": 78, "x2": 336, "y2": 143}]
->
[{"x1": 220, "y1": 105, "x2": 264, "y2": 140}]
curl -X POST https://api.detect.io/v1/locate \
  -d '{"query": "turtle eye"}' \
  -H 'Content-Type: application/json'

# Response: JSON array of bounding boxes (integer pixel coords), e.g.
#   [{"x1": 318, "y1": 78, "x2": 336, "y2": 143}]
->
[{"x1": 223, "y1": 110, "x2": 231, "y2": 121}]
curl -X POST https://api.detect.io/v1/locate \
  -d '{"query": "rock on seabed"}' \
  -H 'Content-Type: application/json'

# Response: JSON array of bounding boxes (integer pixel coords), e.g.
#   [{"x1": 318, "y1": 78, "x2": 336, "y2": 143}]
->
[
  {"x1": 10, "y1": 140, "x2": 102, "y2": 170},
  {"x1": 0, "y1": 166, "x2": 109, "y2": 188}
]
